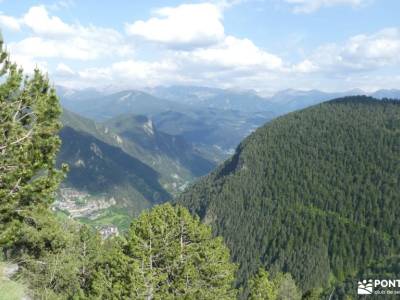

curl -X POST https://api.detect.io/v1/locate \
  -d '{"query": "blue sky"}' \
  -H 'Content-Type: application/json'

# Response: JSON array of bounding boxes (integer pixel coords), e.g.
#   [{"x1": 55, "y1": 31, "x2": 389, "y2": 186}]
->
[{"x1": 1, "y1": 0, "x2": 399, "y2": 94}]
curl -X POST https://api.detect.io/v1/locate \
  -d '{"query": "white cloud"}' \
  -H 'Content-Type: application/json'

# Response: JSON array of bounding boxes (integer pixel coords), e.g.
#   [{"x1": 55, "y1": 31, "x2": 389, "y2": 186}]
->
[
  {"x1": 284, "y1": 0, "x2": 368, "y2": 13},
  {"x1": 10, "y1": 30, "x2": 131, "y2": 61},
  {"x1": 7, "y1": 6, "x2": 134, "y2": 62},
  {"x1": 71, "y1": 59, "x2": 181, "y2": 89},
  {"x1": 0, "y1": 14, "x2": 21, "y2": 31},
  {"x1": 23, "y1": 6, "x2": 74, "y2": 37},
  {"x1": 10, "y1": 54, "x2": 48, "y2": 73},
  {"x1": 11, "y1": 37, "x2": 75, "y2": 59},
  {"x1": 292, "y1": 59, "x2": 319, "y2": 73},
  {"x1": 185, "y1": 36, "x2": 283, "y2": 70},
  {"x1": 1, "y1": 6, "x2": 75, "y2": 36},
  {"x1": 56, "y1": 63, "x2": 75, "y2": 76},
  {"x1": 343, "y1": 28, "x2": 400, "y2": 65},
  {"x1": 125, "y1": 3, "x2": 224, "y2": 48},
  {"x1": 3, "y1": 2, "x2": 396, "y2": 94},
  {"x1": 112, "y1": 60, "x2": 177, "y2": 80},
  {"x1": 304, "y1": 28, "x2": 400, "y2": 72}
]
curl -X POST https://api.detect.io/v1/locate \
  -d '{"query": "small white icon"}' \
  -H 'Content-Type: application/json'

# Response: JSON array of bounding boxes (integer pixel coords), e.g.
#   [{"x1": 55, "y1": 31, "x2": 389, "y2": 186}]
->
[{"x1": 358, "y1": 279, "x2": 373, "y2": 295}]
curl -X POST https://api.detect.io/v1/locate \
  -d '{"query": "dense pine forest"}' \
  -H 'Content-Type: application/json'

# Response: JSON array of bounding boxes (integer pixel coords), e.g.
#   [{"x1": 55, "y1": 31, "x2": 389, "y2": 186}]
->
[{"x1": 178, "y1": 97, "x2": 400, "y2": 298}]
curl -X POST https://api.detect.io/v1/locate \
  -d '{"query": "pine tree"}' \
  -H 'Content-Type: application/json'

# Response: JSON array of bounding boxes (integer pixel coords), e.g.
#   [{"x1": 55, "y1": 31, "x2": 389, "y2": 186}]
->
[
  {"x1": 248, "y1": 268, "x2": 278, "y2": 300},
  {"x1": 248, "y1": 268, "x2": 302, "y2": 300},
  {"x1": 302, "y1": 288, "x2": 322, "y2": 300},
  {"x1": 24, "y1": 223, "x2": 103, "y2": 298},
  {"x1": 274, "y1": 273, "x2": 302, "y2": 300},
  {"x1": 0, "y1": 35, "x2": 66, "y2": 253},
  {"x1": 91, "y1": 203, "x2": 238, "y2": 299}
]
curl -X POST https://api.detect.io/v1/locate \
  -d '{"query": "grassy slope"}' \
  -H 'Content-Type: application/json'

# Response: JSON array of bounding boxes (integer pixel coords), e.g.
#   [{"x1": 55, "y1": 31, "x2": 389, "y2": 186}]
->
[{"x1": 0, "y1": 262, "x2": 28, "y2": 300}]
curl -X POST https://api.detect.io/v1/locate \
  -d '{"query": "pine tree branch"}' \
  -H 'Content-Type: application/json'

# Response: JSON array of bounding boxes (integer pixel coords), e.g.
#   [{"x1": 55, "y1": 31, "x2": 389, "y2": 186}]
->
[
  {"x1": 17, "y1": 111, "x2": 35, "y2": 122},
  {"x1": 8, "y1": 177, "x2": 21, "y2": 196},
  {"x1": 0, "y1": 128, "x2": 33, "y2": 151},
  {"x1": 12, "y1": 100, "x2": 22, "y2": 122}
]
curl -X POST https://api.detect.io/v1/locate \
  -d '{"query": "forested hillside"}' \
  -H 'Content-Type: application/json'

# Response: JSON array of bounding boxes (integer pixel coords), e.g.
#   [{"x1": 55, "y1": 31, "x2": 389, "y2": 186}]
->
[{"x1": 178, "y1": 97, "x2": 400, "y2": 297}]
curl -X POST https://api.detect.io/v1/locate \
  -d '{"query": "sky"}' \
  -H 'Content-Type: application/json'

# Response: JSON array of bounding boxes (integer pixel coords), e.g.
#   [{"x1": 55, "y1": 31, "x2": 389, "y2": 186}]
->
[{"x1": 0, "y1": 0, "x2": 399, "y2": 94}]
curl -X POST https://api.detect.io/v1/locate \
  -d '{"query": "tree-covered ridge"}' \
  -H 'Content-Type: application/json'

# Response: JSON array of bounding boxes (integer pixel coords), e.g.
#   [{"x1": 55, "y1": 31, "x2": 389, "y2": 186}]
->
[{"x1": 178, "y1": 96, "x2": 400, "y2": 296}]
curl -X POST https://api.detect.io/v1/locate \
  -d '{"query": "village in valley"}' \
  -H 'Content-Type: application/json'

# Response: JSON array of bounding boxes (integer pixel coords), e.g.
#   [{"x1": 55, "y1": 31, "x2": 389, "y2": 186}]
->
[{"x1": 53, "y1": 188, "x2": 119, "y2": 238}]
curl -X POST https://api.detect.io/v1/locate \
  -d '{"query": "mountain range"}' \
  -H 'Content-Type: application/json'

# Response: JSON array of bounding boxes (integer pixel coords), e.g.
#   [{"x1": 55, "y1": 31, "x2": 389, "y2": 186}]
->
[
  {"x1": 58, "y1": 86, "x2": 278, "y2": 154},
  {"x1": 58, "y1": 85, "x2": 400, "y2": 154},
  {"x1": 60, "y1": 85, "x2": 400, "y2": 117}
]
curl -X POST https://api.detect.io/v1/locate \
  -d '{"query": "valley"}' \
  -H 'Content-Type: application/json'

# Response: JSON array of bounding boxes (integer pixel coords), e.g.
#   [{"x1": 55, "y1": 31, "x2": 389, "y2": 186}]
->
[
  {"x1": 55, "y1": 86, "x2": 400, "y2": 233},
  {"x1": 55, "y1": 87, "x2": 281, "y2": 228}
]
